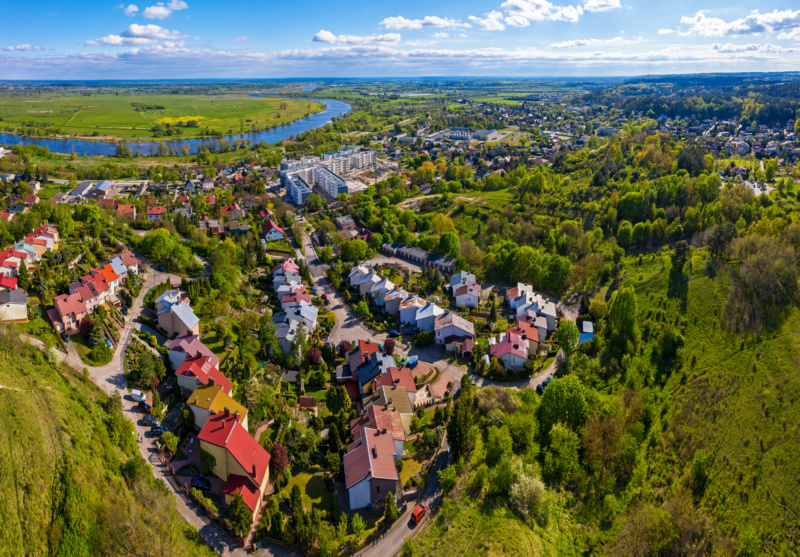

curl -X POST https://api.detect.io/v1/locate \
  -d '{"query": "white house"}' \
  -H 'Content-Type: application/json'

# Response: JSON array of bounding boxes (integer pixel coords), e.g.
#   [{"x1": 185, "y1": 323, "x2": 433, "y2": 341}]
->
[
  {"x1": 348, "y1": 265, "x2": 370, "y2": 288},
  {"x1": 262, "y1": 219, "x2": 284, "y2": 241},
  {"x1": 398, "y1": 296, "x2": 426, "y2": 325},
  {"x1": 358, "y1": 272, "x2": 381, "y2": 297},
  {"x1": 454, "y1": 283, "x2": 481, "y2": 308},
  {"x1": 434, "y1": 311, "x2": 475, "y2": 345},
  {"x1": 490, "y1": 335, "x2": 528, "y2": 369},
  {"x1": 450, "y1": 270, "x2": 477, "y2": 287},
  {"x1": 415, "y1": 302, "x2": 445, "y2": 332},
  {"x1": 369, "y1": 278, "x2": 394, "y2": 307},
  {"x1": 383, "y1": 288, "x2": 409, "y2": 316}
]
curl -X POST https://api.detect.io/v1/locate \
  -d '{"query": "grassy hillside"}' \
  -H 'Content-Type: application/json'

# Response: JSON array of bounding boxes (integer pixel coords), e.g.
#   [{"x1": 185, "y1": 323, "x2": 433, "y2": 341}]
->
[
  {"x1": 0, "y1": 328, "x2": 214, "y2": 556},
  {"x1": 415, "y1": 247, "x2": 800, "y2": 555}
]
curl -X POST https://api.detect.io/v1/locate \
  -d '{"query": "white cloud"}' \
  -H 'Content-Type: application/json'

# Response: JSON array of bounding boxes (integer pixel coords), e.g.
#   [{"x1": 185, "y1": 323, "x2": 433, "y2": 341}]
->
[
  {"x1": 681, "y1": 9, "x2": 800, "y2": 37},
  {"x1": 583, "y1": 0, "x2": 620, "y2": 12},
  {"x1": 500, "y1": 0, "x2": 555, "y2": 24},
  {"x1": 313, "y1": 30, "x2": 401, "y2": 45},
  {"x1": 657, "y1": 28, "x2": 675, "y2": 35},
  {"x1": 433, "y1": 32, "x2": 449, "y2": 39},
  {"x1": 233, "y1": 36, "x2": 249, "y2": 42},
  {"x1": 550, "y1": 35, "x2": 636, "y2": 48},
  {"x1": 85, "y1": 24, "x2": 184, "y2": 46},
  {"x1": 469, "y1": 11, "x2": 506, "y2": 31},
  {"x1": 712, "y1": 42, "x2": 793, "y2": 54},
  {"x1": 123, "y1": 4, "x2": 139, "y2": 16},
  {"x1": 551, "y1": 5, "x2": 583, "y2": 22},
  {"x1": 380, "y1": 15, "x2": 470, "y2": 30},
  {"x1": 141, "y1": 0, "x2": 189, "y2": 20},
  {"x1": 2, "y1": 44, "x2": 44, "y2": 51},
  {"x1": 778, "y1": 28, "x2": 800, "y2": 41},
  {"x1": 459, "y1": 33, "x2": 468, "y2": 38}
]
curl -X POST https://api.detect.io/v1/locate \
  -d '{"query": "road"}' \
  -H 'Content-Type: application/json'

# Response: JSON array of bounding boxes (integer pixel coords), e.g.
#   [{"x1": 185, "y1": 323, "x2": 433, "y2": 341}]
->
[{"x1": 21, "y1": 256, "x2": 292, "y2": 557}]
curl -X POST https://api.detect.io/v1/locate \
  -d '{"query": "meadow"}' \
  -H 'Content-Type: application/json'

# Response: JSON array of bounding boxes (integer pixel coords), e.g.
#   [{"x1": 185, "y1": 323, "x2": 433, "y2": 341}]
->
[{"x1": 0, "y1": 93, "x2": 324, "y2": 141}]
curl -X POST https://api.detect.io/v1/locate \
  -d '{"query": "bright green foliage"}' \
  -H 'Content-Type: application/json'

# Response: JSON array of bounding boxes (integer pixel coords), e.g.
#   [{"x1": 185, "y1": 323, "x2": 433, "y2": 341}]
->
[
  {"x1": 384, "y1": 493, "x2": 399, "y2": 524},
  {"x1": 554, "y1": 320, "x2": 580, "y2": 356},
  {"x1": 227, "y1": 493, "x2": 253, "y2": 537},
  {"x1": 537, "y1": 376, "x2": 587, "y2": 435},
  {"x1": 543, "y1": 424, "x2": 580, "y2": 487},
  {"x1": 438, "y1": 464, "x2": 459, "y2": 494}
]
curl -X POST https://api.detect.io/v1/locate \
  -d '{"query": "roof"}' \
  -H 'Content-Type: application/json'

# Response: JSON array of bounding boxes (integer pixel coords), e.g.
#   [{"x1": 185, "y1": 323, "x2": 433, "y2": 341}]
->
[
  {"x1": 188, "y1": 382, "x2": 246, "y2": 421},
  {"x1": 222, "y1": 474, "x2": 261, "y2": 513},
  {"x1": 350, "y1": 404, "x2": 406, "y2": 444},
  {"x1": 168, "y1": 300, "x2": 200, "y2": 330},
  {"x1": 0, "y1": 276, "x2": 17, "y2": 290},
  {"x1": 454, "y1": 283, "x2": 482, "y2": 299},
  {"x1": 0, "y1": 289, "x2": 26, "y2": 304},
  {"x1": 367, "y1": 386, "x2": 413, "y2": 415},
  {"x1": 54, "y1": 293, "x2": 87, "y2": 318},
  {"x1": 372, "y1": 366, "x2": 417, "y2": 394},
  {"x1": 179, "y1": 355, "x2": 233, "y2": 395},
  {"x1": 97, "y1": 264, "x2": 119, "y2": 284},
  {"x1": 347, "y1": 339, "x2": 381, "y2": 370},
  {"x1": 384, "y1": 288, "x2": 408, "y2": 302},
  {"x1": 262, "y1": 219, "x2": 283, "y2": 235},
  {"x1": 298, "y1": 395, "x2": 316, "y2": 408},
  {"x1": 490, "y1": 338, "x2": 528, "y2": 359},
  {"x1": 168, "y1": 334, "x2": 220, "y2": 366},
  {"x1": 398, "y1": 296, "x2": 426, "y2": 311},
  {"x1": 434, "y1": 311, "x2": 475, "y2": 335},
  {"x1": 147, "y1": 206, "x2": 166, "y2": 215},
  {"x1": 198, "y1": 412, "x2": 270, "y2": 486},
  {"x1": 416, "y1": 302, "x2": 444, "y2": 321},
  {"x1": 120, "y1": 251, "x2": 138, "y2": 267},
  {"x1": 343, "y1": 427, "x2": 399, "y2": 489},
  {"x1": 582, "y1": 321, "x2": 594, "y2": 334}
]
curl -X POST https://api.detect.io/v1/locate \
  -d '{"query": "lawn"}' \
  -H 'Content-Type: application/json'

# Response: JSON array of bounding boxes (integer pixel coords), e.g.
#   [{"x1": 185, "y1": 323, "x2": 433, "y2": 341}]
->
[
  {"x1": 258, "y1": 424, "x2": 280, "y2": 446},
  {"x1": 400, "y1": 452, "x2": 429, "y2": 487},
  {"x1": 70, "y1": 333, "x2": 112, "y2": 366},
  {"x1": 15, "y1": 302, "x2": 62, "y2": 348},
  {"x1": 286, "y1": 470, "x2": 335, "y2": 515},
  {"x1": 0, "y1": 93, "x2": 325, "y2": 141}
]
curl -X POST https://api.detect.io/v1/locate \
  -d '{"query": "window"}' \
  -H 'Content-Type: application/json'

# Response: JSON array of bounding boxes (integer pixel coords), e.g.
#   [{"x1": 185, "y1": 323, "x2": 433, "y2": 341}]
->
[{"x1": 376, "y1": 486, "x2": 380, "y2": 494}]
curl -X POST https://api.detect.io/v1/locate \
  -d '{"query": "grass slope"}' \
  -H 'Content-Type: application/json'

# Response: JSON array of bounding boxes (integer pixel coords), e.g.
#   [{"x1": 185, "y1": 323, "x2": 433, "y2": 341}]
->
[
  {"x1": 0, "y1": 332, "x2": 214, "y2": 556},
  {"x1": 0, "y1": 94, "x2": 325, "y2": 141}
]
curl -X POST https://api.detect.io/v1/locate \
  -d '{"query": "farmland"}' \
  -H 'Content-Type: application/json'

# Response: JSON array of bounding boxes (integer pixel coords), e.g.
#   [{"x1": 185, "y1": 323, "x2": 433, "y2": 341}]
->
[{"x1": 0, "y1": 93, "x2": 325, "y2": 141}]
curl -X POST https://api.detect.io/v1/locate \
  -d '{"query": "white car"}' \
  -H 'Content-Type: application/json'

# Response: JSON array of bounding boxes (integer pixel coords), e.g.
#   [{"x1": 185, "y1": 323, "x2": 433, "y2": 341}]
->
[{"x1": 130, "y1": 389, "x2": 146, "y2": 403}]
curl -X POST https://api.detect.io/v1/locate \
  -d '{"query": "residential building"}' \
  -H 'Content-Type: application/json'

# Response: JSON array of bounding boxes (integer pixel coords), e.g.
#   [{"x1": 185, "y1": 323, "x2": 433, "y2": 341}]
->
[
  {"x1": 0, "y1": 289, "x2": 27, "y2": 322},
  {"x1": 350, "y1": 404, "x2": 407, "y2": 458},
  {"x1": 335, "y1": 216, "x2": 357, "y2": 231},
  {"x1": 434, "y1": 311, "x2": 475, "y2": 345},
  {"x1": 364, "y1": 386, "x2": 414, "y2": 434},
  {"x1": 348, "y1": 265, "x2": 370, "y2": 288},
  {"x1": 198, "y1": 411, "x2": 271, "y2": 521},
  {"x1": 372, "y1": 366, "x2": 419, "y2": 404},
  {"x1": 286, "y1": 174, "x2": 313, "y2": 207},
  {"x1": 490, "y1": 333, "x2": 529, "y2": 370},
  {"x1": 399, "y1": 296, "x2": 426, "y2": 325},
  {"x1": 370, "y1": 277, "x2": 395, "y2": 307},
  {"x1": 262, "y1": 219, "x2": 284, "y2": 241},
  {"x1": 382, "y1": 243, "x2": 456, "y2": 274},
  {"x1": 146, "y1": 206, "x2": 166, "y2": 222},
  {"x1": 155, "y1": 290, "x2": 200, "y2": 337},
  {"x1": 85, "y1": 180, "x2": 112, "y2": 200},
  {"x1": 454, "y1": 283, "x2": 481, "y2": 308},
  {"x1": 358, "y1": 272, "x2": 381, "y2": 297},
  {"x1": 343, "y1": 427, "x2": 401, "y2": 511},
  {"x1": 48, "y1": 293, "x2": 87, "y2": 331},
  {"x1": 450, "y1": 270, "x2": 477, "y2": 287},
  {"x1": 383, "y1": 288, "x2": 409, "y2": 316},
  {"x1": 187, "y1": 381, "x2": 246, "y2": 431},
  {"x1": 314, "y1": 166, "x2": 347, "y2": 199},
  {"x1": 415, "y1": 302, "x2": 445, "y2": 332},
  {"x1": 168, "y1": 333, "x2": 220, "y2": 370},
  {"x1": 176, "y1": 354, "x2": 233, "y2": 399},
  {"x1": 355, "y1": 352, "x2": 396, "y2": 398},
  {"x1": 117, "y1": 204, "x2": 137, "y2": 220}
]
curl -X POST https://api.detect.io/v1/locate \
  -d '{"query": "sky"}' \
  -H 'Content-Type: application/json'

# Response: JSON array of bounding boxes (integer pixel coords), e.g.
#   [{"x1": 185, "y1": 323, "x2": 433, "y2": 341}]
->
[{"x1": 3, "y1": 0, "x2": 800, "y2": 78}]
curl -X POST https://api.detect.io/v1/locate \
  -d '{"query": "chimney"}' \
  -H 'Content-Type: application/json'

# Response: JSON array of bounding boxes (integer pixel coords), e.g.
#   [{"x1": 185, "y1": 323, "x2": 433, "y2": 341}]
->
[
  {"x1": 252, "y1": 462, "x2": 257, "y2": 476},
  {"x1": 234, "y1": 410, "x2": 239, "y2": 421},
  {"x1": 224, "y1": 407, "x2": 230, "y2": 417},
  {"x1": 381, "y1": 427, "x2": 387, "y2": 434},
  {"x1": 372, "y1": 445, "x2": 377, "y2": 458},
  {"x1": 194, "y1": 397, "x2": 198, "y2": 404},
  {"x1": 209, "y1": 377, "x2": 215, "y2": 386}
]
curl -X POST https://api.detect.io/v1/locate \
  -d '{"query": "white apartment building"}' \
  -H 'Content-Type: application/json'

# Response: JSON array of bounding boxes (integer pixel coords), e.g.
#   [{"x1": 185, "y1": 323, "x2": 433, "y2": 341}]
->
[
  {"x1": 320, "y1": 148, "x2": 376, "y2": 174},
  {"x1": 287, "y1": 174, "x2": 313, "y2": 207},
  {"x1": 314, "y1": 166, "x2": 348, "y2": 199}
]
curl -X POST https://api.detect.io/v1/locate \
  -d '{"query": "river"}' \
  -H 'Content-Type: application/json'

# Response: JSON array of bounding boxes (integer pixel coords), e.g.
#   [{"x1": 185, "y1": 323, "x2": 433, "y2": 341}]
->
[{"x1": 0, "y1": 95, "x2": 350, "y2": 157}]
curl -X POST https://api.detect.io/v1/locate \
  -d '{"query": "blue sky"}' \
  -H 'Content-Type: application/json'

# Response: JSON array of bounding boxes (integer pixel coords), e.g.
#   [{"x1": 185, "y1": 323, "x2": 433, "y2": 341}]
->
[{"x1": 2, "y1": 0, "x2": 800, "y2": 78}]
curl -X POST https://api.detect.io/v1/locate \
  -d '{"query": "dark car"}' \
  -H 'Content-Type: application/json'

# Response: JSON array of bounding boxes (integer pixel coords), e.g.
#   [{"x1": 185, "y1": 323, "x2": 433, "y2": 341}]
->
[
  {"x1": 142, "y1": 414, "x2": 160, "y2": 426},
  {"x1": 191, "y1": 476, "x2": 211, "y2": 491},
  {"x1": 149, "y1": 426, "x2": 166, "y2": 437},
  {"x1": 387, "y1": 330, "x2": 401, "y2": 338},
  {"x1": 137, "y1": 401, "x2": 151, "y2": 414}
]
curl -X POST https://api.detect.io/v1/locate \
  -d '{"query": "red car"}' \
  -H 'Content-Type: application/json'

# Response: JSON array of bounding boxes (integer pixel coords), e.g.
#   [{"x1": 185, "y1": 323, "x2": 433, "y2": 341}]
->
[
  {"x1": 137, "y1": 401, "x2": 151, "y2": 414},
  {"x1": 411, "y1": 503, "x2": 427, "y2": 525}
]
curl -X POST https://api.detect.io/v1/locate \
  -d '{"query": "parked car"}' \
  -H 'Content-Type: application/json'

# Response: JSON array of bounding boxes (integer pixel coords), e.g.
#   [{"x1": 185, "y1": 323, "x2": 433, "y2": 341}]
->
[
  {"x1": 142, "y1": 414, "x2": 160, "y2": 426},
  {"x1": 321, "y1": 293, "x2": 328, "y2": 300},
  {"x1": 130, "y1": 389, "x2": 146, "y2": 403},
  {"x1": 149, "y1": 425, "x2": 166, "y2": 437},
  {"x1": 191, "y1": 476, "x2": 211, "y2": 491},
  {"x1": 387, "y1": 330, "x2": 401, "y2": 338},
  {"x1": 137, "y1": 401, "x2": 151, "y2": 414},
  {"x1": 411, "y1": 503, "x2": 427, "y2": 525}
]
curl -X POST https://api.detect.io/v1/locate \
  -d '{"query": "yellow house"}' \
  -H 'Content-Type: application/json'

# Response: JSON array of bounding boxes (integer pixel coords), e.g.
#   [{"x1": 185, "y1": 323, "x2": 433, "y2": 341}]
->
[
  {"x1": 198, "y1": 410, "x2": 271, "y2": 520},
  {"x1": 187, "y1": 382, "x2": 248, "y2": 431}
]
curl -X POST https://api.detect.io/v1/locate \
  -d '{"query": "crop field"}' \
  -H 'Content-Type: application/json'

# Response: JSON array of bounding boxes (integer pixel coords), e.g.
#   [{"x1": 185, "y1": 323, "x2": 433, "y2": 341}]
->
[{"x1": 0, "y1": 94, "x2": 324, "y2": 140}]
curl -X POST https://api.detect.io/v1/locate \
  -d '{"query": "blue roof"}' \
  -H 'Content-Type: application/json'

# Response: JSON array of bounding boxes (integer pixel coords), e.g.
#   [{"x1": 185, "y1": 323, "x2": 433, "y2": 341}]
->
[
  {"x1": 109, "y1": 257, "x2": 127, "y2": 277},
  {"x1": 95, "y1": 180, "x2": 112, "y2": 192},
  {"x1": 579, "y1": 332, "x2": 594, "y2": 343}
]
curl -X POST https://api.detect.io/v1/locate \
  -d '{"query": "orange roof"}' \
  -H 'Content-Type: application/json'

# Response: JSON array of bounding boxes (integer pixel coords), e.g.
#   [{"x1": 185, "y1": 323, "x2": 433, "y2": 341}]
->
[
  {"x1": 372, "y1": 366, "x2": 417, "y2": 394},
  {"x1": 198, "y1": 413, "x2": 270, "y2": 487},
  {"x1": 98, "y1": 264, "x2": 119, "y2": 284}
]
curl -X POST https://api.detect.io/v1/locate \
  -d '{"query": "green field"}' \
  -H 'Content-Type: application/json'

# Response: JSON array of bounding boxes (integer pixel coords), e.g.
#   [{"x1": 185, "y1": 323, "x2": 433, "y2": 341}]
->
[{"x1": 0, "y1": 94, "x2": 325, "y2": 141}]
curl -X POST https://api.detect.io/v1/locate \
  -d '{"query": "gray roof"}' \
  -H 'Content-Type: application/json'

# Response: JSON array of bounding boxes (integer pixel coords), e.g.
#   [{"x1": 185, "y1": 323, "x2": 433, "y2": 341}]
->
[
  {"x1": 169, "y1": 301, "x2": 200, "y2": 330},
  {"x1": 0, "y1": 289, "x2": 27, "y2": 304}
]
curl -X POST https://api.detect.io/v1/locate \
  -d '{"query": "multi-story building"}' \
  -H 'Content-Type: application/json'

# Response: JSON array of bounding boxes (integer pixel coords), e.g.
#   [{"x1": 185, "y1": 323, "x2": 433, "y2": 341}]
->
[
  {"x1": 314, "y1": 166, "x2": 347, "y2": 199},
  {"x1": 321, "y1": 148, "x2": 376, "y2": 173},
  {"x1": 286, "y1": 174, "x2": 313, "y2": 207}
]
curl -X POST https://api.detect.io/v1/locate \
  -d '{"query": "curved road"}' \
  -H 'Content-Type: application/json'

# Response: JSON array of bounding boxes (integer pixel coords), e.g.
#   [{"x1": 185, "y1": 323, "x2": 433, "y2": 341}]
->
[{"x1": 21, "y1": 257, "x2": 293, "y2": 557}]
